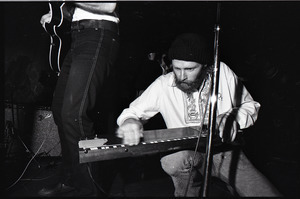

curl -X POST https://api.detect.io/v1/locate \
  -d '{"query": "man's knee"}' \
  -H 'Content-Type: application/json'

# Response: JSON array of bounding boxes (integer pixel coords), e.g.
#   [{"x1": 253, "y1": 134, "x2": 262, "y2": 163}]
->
[
  {"x1": 160, "y1": 151, "x2": 201, "y2": 176},
  {"x1": 161, "y1": 155, "x2": 178, "y2": 176}
]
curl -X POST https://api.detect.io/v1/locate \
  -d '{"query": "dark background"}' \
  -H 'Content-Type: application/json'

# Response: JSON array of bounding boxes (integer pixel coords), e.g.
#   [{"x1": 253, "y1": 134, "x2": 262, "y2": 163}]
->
[
  {"x1": 1, "y1": 1, "x2": 300, "y2": 196},
  {"x1": 3, "y1": 1, "x2": 300, "y2": 105}
]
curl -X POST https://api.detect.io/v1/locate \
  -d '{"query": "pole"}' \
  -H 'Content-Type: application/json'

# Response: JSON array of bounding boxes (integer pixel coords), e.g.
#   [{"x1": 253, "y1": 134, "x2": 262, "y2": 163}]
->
[{"x1": 200, "y1": 2, "x2": 221, "y2": 197}]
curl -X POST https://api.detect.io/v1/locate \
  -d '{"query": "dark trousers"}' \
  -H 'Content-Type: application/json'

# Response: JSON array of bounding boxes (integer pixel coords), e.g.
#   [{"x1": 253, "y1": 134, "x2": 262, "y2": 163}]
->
[{"x1": 51, "y1": 22, "x2": 119, "y2": 196}]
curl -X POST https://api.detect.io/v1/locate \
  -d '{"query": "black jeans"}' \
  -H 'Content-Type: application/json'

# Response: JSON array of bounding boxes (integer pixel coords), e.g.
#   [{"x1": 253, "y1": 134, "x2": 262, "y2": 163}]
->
[{"x1": 51, "y1": 22, "x2": 119, "y2": 196}]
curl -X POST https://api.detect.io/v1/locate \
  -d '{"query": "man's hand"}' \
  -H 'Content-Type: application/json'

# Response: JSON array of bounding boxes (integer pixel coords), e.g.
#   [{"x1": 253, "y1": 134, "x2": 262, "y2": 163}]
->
[
  {"x1": 116, "y1": 118, "x2": 143, "y2": 145},
  {"x1": 217, "y1": 112, "x2": 239, "y2": 143},
  {"x1": 40, "y1": 11, "x2": 52, "y2": 29}
]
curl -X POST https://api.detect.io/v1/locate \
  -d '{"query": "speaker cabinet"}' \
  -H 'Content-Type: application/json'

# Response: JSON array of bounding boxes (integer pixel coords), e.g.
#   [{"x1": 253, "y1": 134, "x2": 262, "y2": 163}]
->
[{"x1": 31, "y1": 107, "x2": 61, "y2": 157}]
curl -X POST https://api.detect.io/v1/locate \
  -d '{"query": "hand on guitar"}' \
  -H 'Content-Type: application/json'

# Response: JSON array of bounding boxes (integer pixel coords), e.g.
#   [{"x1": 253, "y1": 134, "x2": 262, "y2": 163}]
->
[
  {"x1": 40, "y1": 11, "x2": 52, "y2": 30},
  {"x1": 116, "y1": 118, "x2": 144, "y2": 145},
  {"x1": 216, "y1": 112, "x2": 240, "y2": 143}
]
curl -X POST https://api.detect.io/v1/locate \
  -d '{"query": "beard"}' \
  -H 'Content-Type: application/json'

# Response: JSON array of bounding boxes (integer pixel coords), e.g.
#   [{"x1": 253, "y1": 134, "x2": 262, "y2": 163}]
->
[
  {"x1": 175, "y1": 67, "x2": 209, "y2": 94},
  {"x1": 175, "y1": 73, "x2": 202, "y2": 94}
]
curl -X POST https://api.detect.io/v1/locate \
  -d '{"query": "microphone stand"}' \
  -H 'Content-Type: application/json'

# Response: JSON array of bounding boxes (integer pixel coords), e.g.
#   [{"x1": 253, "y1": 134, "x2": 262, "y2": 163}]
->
[
  {"x1": 5, "y1": 85, "x2": 40, "y2": 168},
  {"x1": 200, "y1": 3, "x2": 221, "y2": 197}
]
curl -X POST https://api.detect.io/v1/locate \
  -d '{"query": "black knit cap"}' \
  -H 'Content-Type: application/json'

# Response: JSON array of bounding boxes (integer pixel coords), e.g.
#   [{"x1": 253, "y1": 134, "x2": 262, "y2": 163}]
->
[{"x1": 168, "y1": 33, "x2": 212, "y2": 65}]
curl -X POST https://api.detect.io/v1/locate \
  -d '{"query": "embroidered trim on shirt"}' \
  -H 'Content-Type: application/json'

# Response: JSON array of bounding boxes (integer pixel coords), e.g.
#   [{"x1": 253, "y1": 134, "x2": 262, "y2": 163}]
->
[
  {"x1": 199, "y1": 75, "x2": 212, "y2": 125},
  {"x1": 183, "y1": 92, "x2": 200, "y2": 123},
  {"x1": 182, "y1": 72, "x2": 212, "y2": 125}
]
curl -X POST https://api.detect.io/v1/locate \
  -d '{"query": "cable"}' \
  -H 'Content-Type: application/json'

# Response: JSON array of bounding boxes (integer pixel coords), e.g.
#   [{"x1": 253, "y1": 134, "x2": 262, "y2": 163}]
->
[
  {"x1": 44, "y1": 140, "x2": 61, "y2": 156},
  {"x1": 87, "y1": 163, "x2": 108, "y2": 197},
  {"x1": 183, "y1": 79, "x2": 212, "y2": 197},
  {"x1": 5, "y1": 135, "x2": 46, "y2": 190},
  {"x1": 5, "y1": 114, "x2": 54, "y2": 190},
  {"x1": 183, "y1": 128, "x2": 204, "y2": 197},
  {"x1": 20, "y1": 175, "x2": 53, "y2": 181}
]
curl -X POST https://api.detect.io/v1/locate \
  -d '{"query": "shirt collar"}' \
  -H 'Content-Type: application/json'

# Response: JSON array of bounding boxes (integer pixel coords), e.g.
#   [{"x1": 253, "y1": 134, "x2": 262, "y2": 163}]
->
[{"x1": 168, "y1": 72, "x2": 177, "y2": 87}]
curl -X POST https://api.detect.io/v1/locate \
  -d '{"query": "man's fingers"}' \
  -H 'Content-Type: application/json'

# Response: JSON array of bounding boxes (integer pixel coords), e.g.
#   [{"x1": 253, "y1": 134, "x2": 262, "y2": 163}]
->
[
  {"x1": 116, "y1": 128, "x2": 124, "y2": 138},
  {"x1": 217, "y1": 113, "x2": 239, "y2": 143},
  {"x1": 40, "y1": 12, "x2": 52, "y2": 26},
  {"x1": 123, "y1": 131, "x2": 141, "y2": 145},
  {"x1": 116, "y1": 120, "x2": 143, "y2": 145}
]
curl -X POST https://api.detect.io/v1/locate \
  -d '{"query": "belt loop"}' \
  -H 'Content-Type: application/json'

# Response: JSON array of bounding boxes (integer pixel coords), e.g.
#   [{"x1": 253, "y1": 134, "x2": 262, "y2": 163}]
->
[{"x1": 71, "y1": 21, "x2": 84, "y2": 30}]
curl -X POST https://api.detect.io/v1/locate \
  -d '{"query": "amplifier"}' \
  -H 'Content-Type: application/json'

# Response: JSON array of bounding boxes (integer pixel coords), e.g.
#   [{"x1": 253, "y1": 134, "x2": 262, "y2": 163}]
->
[{"x1": 30, "y1": 107, "x2": 61, "y2": 157}]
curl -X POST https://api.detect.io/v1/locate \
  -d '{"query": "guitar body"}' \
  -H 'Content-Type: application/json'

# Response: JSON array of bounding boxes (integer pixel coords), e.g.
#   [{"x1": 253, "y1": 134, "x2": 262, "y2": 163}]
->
[{"x1": 44, "y1": 2, "x2": 71, "y2": 75}]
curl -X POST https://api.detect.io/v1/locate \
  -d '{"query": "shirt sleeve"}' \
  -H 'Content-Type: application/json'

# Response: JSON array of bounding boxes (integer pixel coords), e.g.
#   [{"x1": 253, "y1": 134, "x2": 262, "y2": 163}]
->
[
  {"x1": 218, "y1": 62, "x2": 261, "y2": 129},
  {"x1": 117, "y1": 76, "x2": 163, "y2": 126}
]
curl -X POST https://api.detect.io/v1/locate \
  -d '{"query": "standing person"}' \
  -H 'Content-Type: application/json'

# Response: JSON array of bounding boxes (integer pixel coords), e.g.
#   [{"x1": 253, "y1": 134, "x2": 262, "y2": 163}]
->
[
  {"x1": 116, "y1": 33, "x2": 281, "y2": 197},
  {"x1": 38, "y1": 2, "x2": 119, "y2": 197}
]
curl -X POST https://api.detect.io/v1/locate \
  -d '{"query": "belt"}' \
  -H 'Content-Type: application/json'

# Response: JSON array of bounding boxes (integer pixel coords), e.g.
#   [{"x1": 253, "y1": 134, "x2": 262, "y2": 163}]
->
[{"x1": 71, "y1": 19, "x2": 118, "y2": 33}]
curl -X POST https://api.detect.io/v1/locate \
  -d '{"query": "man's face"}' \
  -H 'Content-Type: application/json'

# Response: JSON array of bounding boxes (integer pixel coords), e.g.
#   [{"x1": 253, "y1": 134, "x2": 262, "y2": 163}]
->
[{"x1": 173, "y1": 59, "x2": 203, "y2": 93}]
